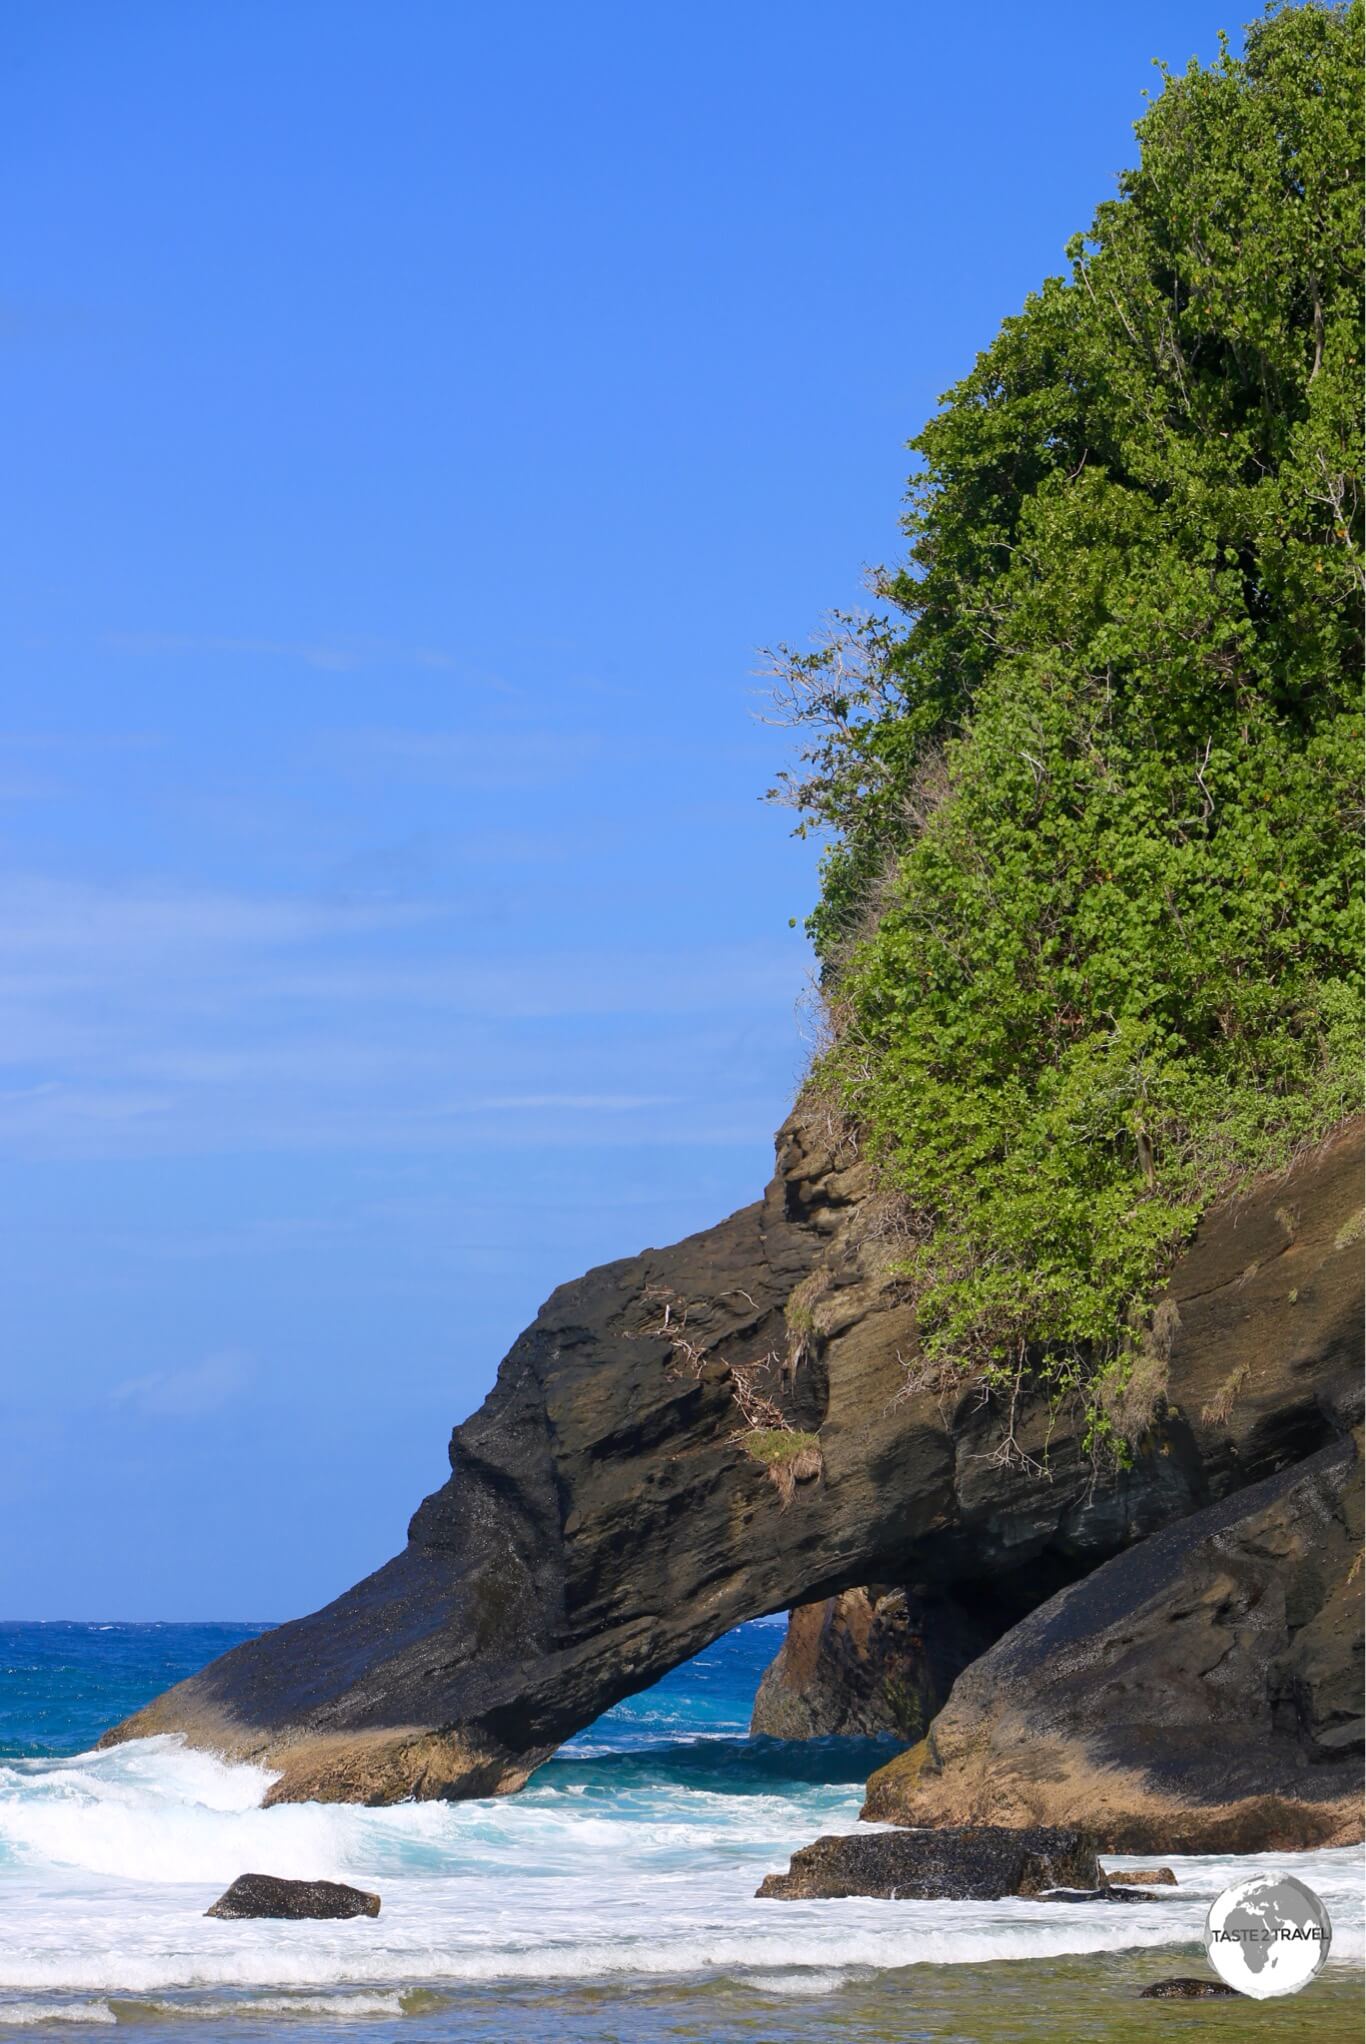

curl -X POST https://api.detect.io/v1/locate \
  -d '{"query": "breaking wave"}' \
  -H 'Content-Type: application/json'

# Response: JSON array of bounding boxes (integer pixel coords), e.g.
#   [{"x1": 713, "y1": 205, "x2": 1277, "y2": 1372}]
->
[
  {"x1": 1, "y1": 1622, "x2": 1360, "y2": 2035},
  {"x1": 1, "y1": 1732, "x2": 1361, "y2": 2006}
]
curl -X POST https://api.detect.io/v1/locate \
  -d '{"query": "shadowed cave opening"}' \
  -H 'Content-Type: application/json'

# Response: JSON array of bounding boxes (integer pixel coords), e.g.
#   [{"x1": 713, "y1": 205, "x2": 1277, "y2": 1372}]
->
[
  {"x1": 540, "y1": 1616, "x2": 899, "y2": 1796},
  {"x1": 549, "y1": 1544, "x2": 1107, "y2": 1785}
]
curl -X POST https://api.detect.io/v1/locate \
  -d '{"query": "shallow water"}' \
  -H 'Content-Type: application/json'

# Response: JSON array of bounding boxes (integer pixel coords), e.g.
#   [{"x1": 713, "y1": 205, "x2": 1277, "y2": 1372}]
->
[{"x1": 0, "y1": 1621, "x2": 1360, "y2": 2039}]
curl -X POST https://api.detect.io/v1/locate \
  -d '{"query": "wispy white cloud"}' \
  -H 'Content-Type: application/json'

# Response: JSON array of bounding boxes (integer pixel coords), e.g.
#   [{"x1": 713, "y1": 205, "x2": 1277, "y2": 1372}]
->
[
  {"x1": 110, "y1": 1350, "x2": 252, "y2": 1418},
  {"x1": 446, "y1": 1093, "x2": 679, "y2": 1113},
  {"x1": 0, "y1": 1080, "x2": 172, "y2": 1132},
  {"x1": 0, "y1": 733, "x2": 164, "y2": 804},
  {"x1": 0, "y1": 867, "x2": 804, "y2": 1161},
  {"x1": 0, "y1": 874, "x2": 438, "y2": 962},
  {"x1": 0, "y1": 732, "x2": 164, "y2": 752},
  {"x1": 320, "y1": 726, "x2": 601, "y2": 791},
  {"x1": 264, "y1": 957, "x2": 788, "y2": 1019},
  {"x1": 103, "y1": 631, "x2": 509, "y2": 684}
]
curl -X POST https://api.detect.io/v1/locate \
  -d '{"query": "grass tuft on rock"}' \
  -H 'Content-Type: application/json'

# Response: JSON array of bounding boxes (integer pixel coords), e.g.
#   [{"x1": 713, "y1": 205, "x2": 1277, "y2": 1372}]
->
[
  {"x1": 740, "y1": 1428, "x2": 821, "y2": 1467},
  {"x1": 739, "y1": 1429, "x2": 824, "y2": 1505}
]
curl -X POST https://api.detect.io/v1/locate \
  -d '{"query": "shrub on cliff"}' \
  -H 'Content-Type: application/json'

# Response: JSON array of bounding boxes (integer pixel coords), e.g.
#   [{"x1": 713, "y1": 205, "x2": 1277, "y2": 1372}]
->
[{"x1": 771, "y1": 1, "x2": 1363, "y2": 1451}]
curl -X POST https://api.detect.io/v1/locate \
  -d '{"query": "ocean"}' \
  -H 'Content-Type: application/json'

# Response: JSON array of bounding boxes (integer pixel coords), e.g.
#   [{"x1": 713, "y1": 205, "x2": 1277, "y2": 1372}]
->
[{"x1": 0, "y1": 1620, "x2": 1360, "y2": 2040}]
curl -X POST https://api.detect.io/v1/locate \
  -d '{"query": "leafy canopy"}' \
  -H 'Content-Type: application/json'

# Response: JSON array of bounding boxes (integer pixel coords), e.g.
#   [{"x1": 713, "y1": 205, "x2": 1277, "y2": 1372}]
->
[{"x1": 771, "y1": 1, "x2": 1363, "y2": 1449}]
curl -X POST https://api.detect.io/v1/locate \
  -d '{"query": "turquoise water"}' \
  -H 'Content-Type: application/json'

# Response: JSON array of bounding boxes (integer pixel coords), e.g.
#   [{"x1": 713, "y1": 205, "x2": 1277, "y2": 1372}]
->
[
  {"x1": 0, "y1": 1621, "x2": 1360, "y2": 2039},
  {"x1": 0, "y1": 1621, "x2": 785, "y2": 1759}
]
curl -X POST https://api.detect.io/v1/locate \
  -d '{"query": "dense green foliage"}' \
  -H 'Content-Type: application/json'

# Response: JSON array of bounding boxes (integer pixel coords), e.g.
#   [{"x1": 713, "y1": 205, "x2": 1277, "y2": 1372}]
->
[{"x1": 772, "y1": 2, "x2": 1363, "y2": 1449}]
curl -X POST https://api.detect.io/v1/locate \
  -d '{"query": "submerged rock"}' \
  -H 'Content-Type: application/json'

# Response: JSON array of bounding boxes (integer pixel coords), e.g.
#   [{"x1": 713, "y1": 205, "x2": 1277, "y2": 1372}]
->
[
  {"x1": 863, "y1": 1435, "x2": 1364, "y2": 1853},
  {"x1": 1034, "y1": 1886, "x2": 1161, "y2": 1904},
  {"x1": 205, "y1": 1874, "x2": 380, "y2": 1920},
  {"x1": 1138, "y1": 1978, "x2": 1239, "y2": 2000},
  {"x1": 755, "y1": 1824, "x2": 1098, "y2": 1901}
]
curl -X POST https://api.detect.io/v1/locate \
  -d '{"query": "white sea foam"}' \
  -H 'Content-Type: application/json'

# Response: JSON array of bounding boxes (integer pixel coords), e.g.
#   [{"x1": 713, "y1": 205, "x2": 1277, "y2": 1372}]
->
[
  {"x1": 0, "y1": 1996, "x2": 414, "y2": 2029},
  {"x1": 128, "y1": 1994, "x2": 416, "y2": 2020},
  {"x1": 740, "y1": 1969, "x2": 853, "y2": 1994},
  {"x1": 0, "y1": 2005, "x2": 116, "y2": 2027},
  {"x1": 0, "y1": 1736, "x2": 1360, "y2": 1998}
]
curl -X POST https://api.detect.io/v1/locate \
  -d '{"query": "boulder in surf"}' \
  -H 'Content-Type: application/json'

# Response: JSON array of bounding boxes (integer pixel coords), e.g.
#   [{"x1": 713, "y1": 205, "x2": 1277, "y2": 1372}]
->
[
  {"x1": 206, "y1": 1874, "x2": 381, "y2": 1920},
  {"x1": 755, "y1": 1824, "x2": 1098, "y2": 1900}
]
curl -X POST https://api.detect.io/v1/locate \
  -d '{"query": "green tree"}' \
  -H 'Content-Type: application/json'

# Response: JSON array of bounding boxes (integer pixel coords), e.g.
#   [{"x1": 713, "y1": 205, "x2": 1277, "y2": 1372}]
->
[{"x1": 771, "y1": 1, "x2": 1363, "y2": 1451}]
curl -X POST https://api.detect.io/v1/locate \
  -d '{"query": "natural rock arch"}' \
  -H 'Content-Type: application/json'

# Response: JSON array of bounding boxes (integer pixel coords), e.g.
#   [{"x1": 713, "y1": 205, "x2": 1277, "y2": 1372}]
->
[{"x1": 103, "y1": 1115, "x2": 1364, "y2": 1806}]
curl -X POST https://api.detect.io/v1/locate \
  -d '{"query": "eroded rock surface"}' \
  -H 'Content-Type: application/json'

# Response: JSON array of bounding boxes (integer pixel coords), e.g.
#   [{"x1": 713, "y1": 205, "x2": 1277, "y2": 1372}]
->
[
  {"x1": 863, "y1": 1436, "x2": 1363, "y2": 1852},
  {"x1": 205, "y1": 1875, "x2": 380, "y2": 1920},
  {"x1": 750, "y1": 1585, "x2": 996, "y2": 1741},
  {"x1": 100, "y1": 1115, "x2": 1363, "y2": 1809},
  {"x1": 1138, "y1": 1979, "x2": 1239, "y2": 2000},
  {"x1": 755, "y1": 1824, "x2": 1099, "y2": 1900}
]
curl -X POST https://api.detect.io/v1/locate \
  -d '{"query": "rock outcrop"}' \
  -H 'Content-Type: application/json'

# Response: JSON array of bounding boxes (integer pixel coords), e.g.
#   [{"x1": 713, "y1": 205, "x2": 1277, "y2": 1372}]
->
[
  {"x1": 205, "y1": 1875, "x2": 380, "y2": 1920},
  {"x1": 750, "y1": 1585, "x2": 996, "y2": 1741},
  {"x1": 755, "y1": 1824, "x2": 1099, "y2": 1900},
  {"x1": 1138, "y1": 1980, "x2": 1239, "y2": 2000},
  {"x1": 863, "y1": 1435, "x2": 1363, "y2": 1852},
  {"x1": 100, "y1": 1112, "x2": 1363, "y2": 1820}
]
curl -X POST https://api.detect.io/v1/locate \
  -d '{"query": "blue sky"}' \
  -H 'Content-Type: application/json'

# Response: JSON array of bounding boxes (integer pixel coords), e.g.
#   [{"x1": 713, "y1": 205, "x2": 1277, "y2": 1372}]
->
[{"x1": 3, "y1": 0, "x2": 1239, "y2": 1618}]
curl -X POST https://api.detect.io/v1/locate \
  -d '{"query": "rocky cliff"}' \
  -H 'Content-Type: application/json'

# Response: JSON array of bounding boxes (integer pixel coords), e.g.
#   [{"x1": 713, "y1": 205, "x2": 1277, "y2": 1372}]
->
[
  {"x1": 863, "y1": 1434, "x2": 1362, "y2": 1850},
  {"x1": 101, "y1": 1112, "x2": 1364, "y2": 1838}
]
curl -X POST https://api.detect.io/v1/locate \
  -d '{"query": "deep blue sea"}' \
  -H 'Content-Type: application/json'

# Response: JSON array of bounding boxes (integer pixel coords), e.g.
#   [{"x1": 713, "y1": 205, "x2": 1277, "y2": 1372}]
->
[{"x1": 0, "y1": 1621, "x2": 1360, "y2": 2040}]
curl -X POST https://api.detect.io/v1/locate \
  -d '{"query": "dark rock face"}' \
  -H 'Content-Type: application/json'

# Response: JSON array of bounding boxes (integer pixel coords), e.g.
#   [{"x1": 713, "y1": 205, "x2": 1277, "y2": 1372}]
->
[
  {"x1": 755, "y1": 1824, "x2": 1098, "y2": 1901},
  {"x1": 750, "y1": 1584, "x2": 998, "y2": 1741},
  {"x1": 205, "y1": 1874, "x2": 380, "y2": 1920},
  {"x1": 1138, "y1": 1979, "x2": 1239, "y2": 2000},
  {"x1": 99, "y1": 1115, "x2": 1363, "y2": 1812},
  {"x1": 863, "y1": 1436, "x2": 1364, "y2": 1852}
]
